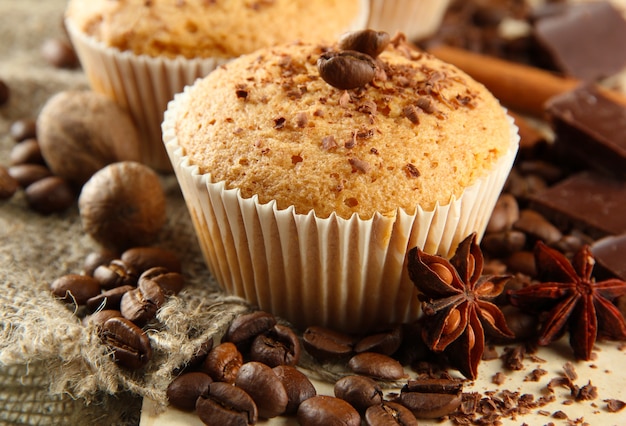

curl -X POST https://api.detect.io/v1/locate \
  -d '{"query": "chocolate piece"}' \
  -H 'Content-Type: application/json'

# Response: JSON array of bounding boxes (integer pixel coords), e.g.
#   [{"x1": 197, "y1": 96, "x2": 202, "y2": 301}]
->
[
  {"x1": 529, "y1": 171, "x2": 626, "y2": 239},
  {"x1": 545, "y1": 84, "x2": 626, "y2": 179},
  {"x1": 591, "y1": 234, "x2": 626, "y2": 281},
  {"x1": 532, "y1": 2, "x2": 626, "y2": 81}
]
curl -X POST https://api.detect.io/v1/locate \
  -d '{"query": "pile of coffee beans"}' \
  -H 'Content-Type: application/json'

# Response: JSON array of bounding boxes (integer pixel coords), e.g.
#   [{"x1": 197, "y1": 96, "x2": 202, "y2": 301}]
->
[
  {"x1": 1, "y1": 117, "x2": 75, "y2": 214},
  {"x1": 49, "y1": 246, "x2": 184, "y2": 369},
  {"x1": 165, "y1": 309, "x2": 467, "y2": 425}
]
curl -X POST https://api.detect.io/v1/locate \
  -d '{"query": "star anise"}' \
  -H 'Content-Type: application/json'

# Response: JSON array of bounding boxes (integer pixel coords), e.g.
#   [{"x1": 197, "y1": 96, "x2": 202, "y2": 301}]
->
[
  {"x1": 508, "y1": 242, "x2": 626, "y2": 360},
  {"x1": 408, "y1": 233, "x2": 514, "y2": 379}
]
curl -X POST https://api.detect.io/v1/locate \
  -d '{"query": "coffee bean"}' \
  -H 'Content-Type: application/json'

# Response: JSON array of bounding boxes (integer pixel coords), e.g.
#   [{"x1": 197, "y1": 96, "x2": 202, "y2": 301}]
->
[
  {"x1": 121, "y1": 246, "x2": 182, "y2": 275},
  {"x1": 176, "y1": 338, "x2": 214, "y2": 374},
  {"x1": 166, "y1": 371, "x2": 213, "y2": 412},
  {"x1": 41, "y1": 37, "x2": 79, "y2": 69},
  {"x1": 10, "y1": 138, "x2": 44, "y2": 166},
  {"x1": 24, "y1": 176, "x2": 74, "y2": 214},
  {"x1": 505, "y1": 250, "x2": 537, "y2": 277},
  {"x1": 225, "y1": 310, "x2": 277, "y2": 349},
  {"x1": 82, "y1": 309, "x2": 122, "y2": 328},
  {"x1": 302, "y1": 325, "x2": 357, "y2": 362},
  {"x1": 50, "y1": 274, "x2": 101, "y2": 305},
  {"x1": 513, "y1": 209, "x2": 562, "y2": 245},
  {"x1": 365, "y1": 402, "x2": 419, "y2": 426},
  {"x1": 202, "y1": 342, "x2": 243, "y2": 383},
  {"x1": 355, "y1": 324, "x2": 403, "y2": 356},
  {"x1": 249, "y1": 324, "x2": 301, "y2": 367},
  {"x1": 7, "y1": 163, "x2": 53, "y2": 188},
  {"x1": 83, "y1": 250, "x2": 118, "y2": 276},
  {"x1": 481, "y1": 230, "x2": 526, "y2": 257},
  {"x1": 272, "y1": 365, "x2": 317, "y2": 415},
  {"x1": 348, "y1": 352, "x2": 406, "y2": 381},
  {"x1": 317, "y1": 50, "x2": 376, "y2": 90},
  {"x1": 9, "y1": 118, "x2": 37, "y2": 142},
  {"x1": 486, "y1": 193, "x2": 519, "y2": 233},
  {"x1": 395, "y1": 378, "x2": 463, "y2": 419},
  {"x1": 334, "y1": 375, "x2": 383, "y2": 412},
  {"x1": 196, "y1": 381, "x2": 258, "y2": 426},
  {"x1": 93, "y1": 260, "x2": 138, "y2": 289},
  {"x1": 0, "y1": 79, "x2": 9, "y2": 106},
  {"x1": 235, "y1": 361, "x2": 288, "y2": 419},
  {"x1": 338, "y1": 29, "x2": 390, "y2": 59},
  {"x1": 500, "y1": 305, "x2": 539, "y2": 342},
  {"x1": 87, "y1": 285, "x2": 134, "y2": 312},
  {"x1": 138, "y1": 266, "x2": 184, "y2": 296},
  {"x1": 100, "y1": 317, "x2": 152, "y2": 369},
  {"x1": 120, "y1": 279, "x2": 165, "y2": 326},
  {"x1": 0, "y1": 165, "x2": 19, "y2": 200},
  {"x1": 297, "y1": 395, "x2": 361, "y2": 426}
]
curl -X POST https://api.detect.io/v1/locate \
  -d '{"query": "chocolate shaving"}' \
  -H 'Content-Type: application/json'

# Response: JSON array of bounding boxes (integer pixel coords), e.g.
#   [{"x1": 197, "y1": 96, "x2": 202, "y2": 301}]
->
[
  {"x1": 403, "y1": 105, "x2": 420, "y2": 124},
  {"x1": 404, "y1": 163, "x2": 420, "y2": 178},
  {"x1": 605, "y1": 399, "x2": 626, "y2": 412},
  {"x1": 348, "y1": 157, "x2": 370, "y2": 173},
  {"x1": 321, "y1": 136, "x2": 337, "y2": 150},
  {"x1": 295, "y1": 112, "x2": 308, "y2": 128},
  {"x1": 273, "y1": 117, "x2": 286, "y2": 129},
  {"x1": 575, "y1": 381, "x2": 598, "y2": 401}
]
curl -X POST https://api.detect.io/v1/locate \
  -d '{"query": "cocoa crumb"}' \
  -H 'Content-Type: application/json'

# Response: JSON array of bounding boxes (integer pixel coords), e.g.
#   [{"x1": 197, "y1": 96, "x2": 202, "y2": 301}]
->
[
  {"x1": 547, "y1": 377, "x2": 573, "y2": 393},
  {"x1": 313, "y1": 109, "x2": 324, "y2": 117},
  {"x1": 482, "y1": 345, "x2": 499, "y2": 360},
  {"x1": 605, "y1": 399, "x2": 626, "y2": 412},
  {"x1": 492, "y1": 372, "x2": 506, "y2": 385},
  {"x1": 339, "y1": 91, "x2": 351, "y2": 108},
  {"x1": 552, "y1": 410, "x2": 568, "y2": 419},
  {"x1": 370, "y1": 147, "x2": 379, "y2": 155},
  {"x1": 524, "y1": 368, "x2": 547, "y2": 382},
  {"x1": 348, "y1": 157, "x2": 370, "y2": 173},
  {"x1": 235, "y1": 89, "x2": 248, "y2": 99},
  {"x1": 291, "y1": 155, "x2": 303, "y2": 165},
  {"x1": 502, "y1": 345, "x2": 525, "y2": 370},
  {"x1": 416, "y1": 96, "x2": 435, "y2": 114},
  {"x1": 344, "y1": 138, "x2": 355, "y2": 149},
  {"x1": 357, "y1": 100, "x2": 377, "y2": 116},
  {"x1": 538, "y1": 410, "x2": 551, "y2": 416},
  {"x1": 404, "y1": 163, "x2": 420, "y2": 178}
]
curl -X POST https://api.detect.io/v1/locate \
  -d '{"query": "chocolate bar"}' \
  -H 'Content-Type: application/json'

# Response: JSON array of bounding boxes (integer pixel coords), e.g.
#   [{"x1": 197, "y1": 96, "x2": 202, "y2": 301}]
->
[
  {"x1": 591, "y1": 234, "x2": 626, "y2": 281},
  {"x1": 529, "y1": 170, "x2": 626, "y2": 239},
  {"x1": 545, "y1": 84, "x2": 626, "y2": 179},
  {"x1": 532, "y1": 1, "x2": 626, "y2": 81}
]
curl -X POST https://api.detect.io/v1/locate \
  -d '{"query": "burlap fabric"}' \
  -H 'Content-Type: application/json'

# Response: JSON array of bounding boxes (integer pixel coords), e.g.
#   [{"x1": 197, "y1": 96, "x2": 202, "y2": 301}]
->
[{"x1": 0, "y1": 1, "x2": 255, "y2": 424}]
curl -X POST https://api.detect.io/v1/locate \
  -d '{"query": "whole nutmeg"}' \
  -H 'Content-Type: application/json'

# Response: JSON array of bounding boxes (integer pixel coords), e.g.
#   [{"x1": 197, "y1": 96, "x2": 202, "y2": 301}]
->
[
  {"x1": 79, "y1": 161, "x2": 166, "y2": 251},
  {"x1": 37, "y1": 90, "x2": 141, "y2": 187}
]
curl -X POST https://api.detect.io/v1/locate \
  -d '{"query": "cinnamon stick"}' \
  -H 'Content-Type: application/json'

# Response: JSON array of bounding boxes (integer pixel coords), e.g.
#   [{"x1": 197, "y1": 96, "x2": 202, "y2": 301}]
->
[{"x1": 428, "y1": 45, "x2": 626, "y2": 118}]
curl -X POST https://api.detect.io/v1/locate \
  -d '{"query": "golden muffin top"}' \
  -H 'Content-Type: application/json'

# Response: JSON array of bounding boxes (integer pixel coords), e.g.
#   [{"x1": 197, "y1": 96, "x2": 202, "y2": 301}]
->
[
  {"x1": 65, "y1": 0, "x2": 366, "y2": 59},
  {"x1": 172, "y1": 34, "x2": 515, "y2": 219}
]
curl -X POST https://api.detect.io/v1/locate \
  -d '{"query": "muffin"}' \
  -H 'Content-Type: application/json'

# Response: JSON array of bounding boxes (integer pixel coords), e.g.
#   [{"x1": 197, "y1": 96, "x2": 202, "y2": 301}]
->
[
  {"x1": 64, "y1": 0, "x2": 369, "y2": 171},
  {"x1": 367, "y1": 0, "x2": 452, "y2": 42},
  {"x1": 162, "y1": 32, "x2": 519, "y2": 332}
]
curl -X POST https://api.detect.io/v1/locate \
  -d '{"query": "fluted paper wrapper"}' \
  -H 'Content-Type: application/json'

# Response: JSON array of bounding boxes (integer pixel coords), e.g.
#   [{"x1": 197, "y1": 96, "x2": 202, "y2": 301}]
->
[
  {"x1": 65, "y1": 20, "x2": 227, "y2": 172},
  {"x1": 163, "y1": 87, "x2": 519, "y2": 333},
  {"x1": 367, "y1": 0, "x2": 451, "y2": 42}
]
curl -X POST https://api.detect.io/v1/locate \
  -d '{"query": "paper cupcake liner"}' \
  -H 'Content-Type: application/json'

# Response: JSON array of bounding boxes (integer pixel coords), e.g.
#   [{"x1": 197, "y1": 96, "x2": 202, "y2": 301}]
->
[
  {"x1": 66, "y1": 19, "x2": 231, "y2": 172},
  {"x1": 163, "y1": 85, "x2": 519, "y2": 333},
  {"x1": 367, "y1": 0, "x2": 451, "y2": 42}
]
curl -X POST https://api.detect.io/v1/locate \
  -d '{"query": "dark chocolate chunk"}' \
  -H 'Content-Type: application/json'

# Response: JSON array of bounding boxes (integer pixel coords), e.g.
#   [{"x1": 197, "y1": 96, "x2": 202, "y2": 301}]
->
[
  {"x1": 529, "y1": 171, "x2": 626, "y2": 239},
  {"x1": 532, "y1": 2, "x2": 626, "y2": 81},
  {"x1": 591, "y1": 234, "x2": 626, "y2": 281},
  {"x1": 545, "y1": 84, "x2": 626, "y2": 179}
]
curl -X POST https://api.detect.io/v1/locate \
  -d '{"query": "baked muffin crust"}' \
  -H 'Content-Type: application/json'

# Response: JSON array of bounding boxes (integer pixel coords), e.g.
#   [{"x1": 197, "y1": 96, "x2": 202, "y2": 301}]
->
[
  {"x1": 174, "y1": 39, "x2": 513, "y2": 219},
  {"x1": 66, "y1": 0, "x2": 364, "y2": 59}
]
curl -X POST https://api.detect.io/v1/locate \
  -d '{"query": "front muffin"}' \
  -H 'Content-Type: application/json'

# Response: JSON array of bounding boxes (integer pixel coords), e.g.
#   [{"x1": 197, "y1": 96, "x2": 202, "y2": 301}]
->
[{"x1": 164, "y1": 32, "x2": 519, "y2": 332}]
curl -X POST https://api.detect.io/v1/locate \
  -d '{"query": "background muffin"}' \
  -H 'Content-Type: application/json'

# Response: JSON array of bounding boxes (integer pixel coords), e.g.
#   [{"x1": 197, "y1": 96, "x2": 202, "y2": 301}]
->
[
  {"x1": 65, "y1": 0, "x2": 369, "y2": 171},
  {"x1": 163, "y1": 34, "x2": 519, "y2": 332},
  {"x1": 367, "y1": 0, "x2": 452, "y2": 42}
]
